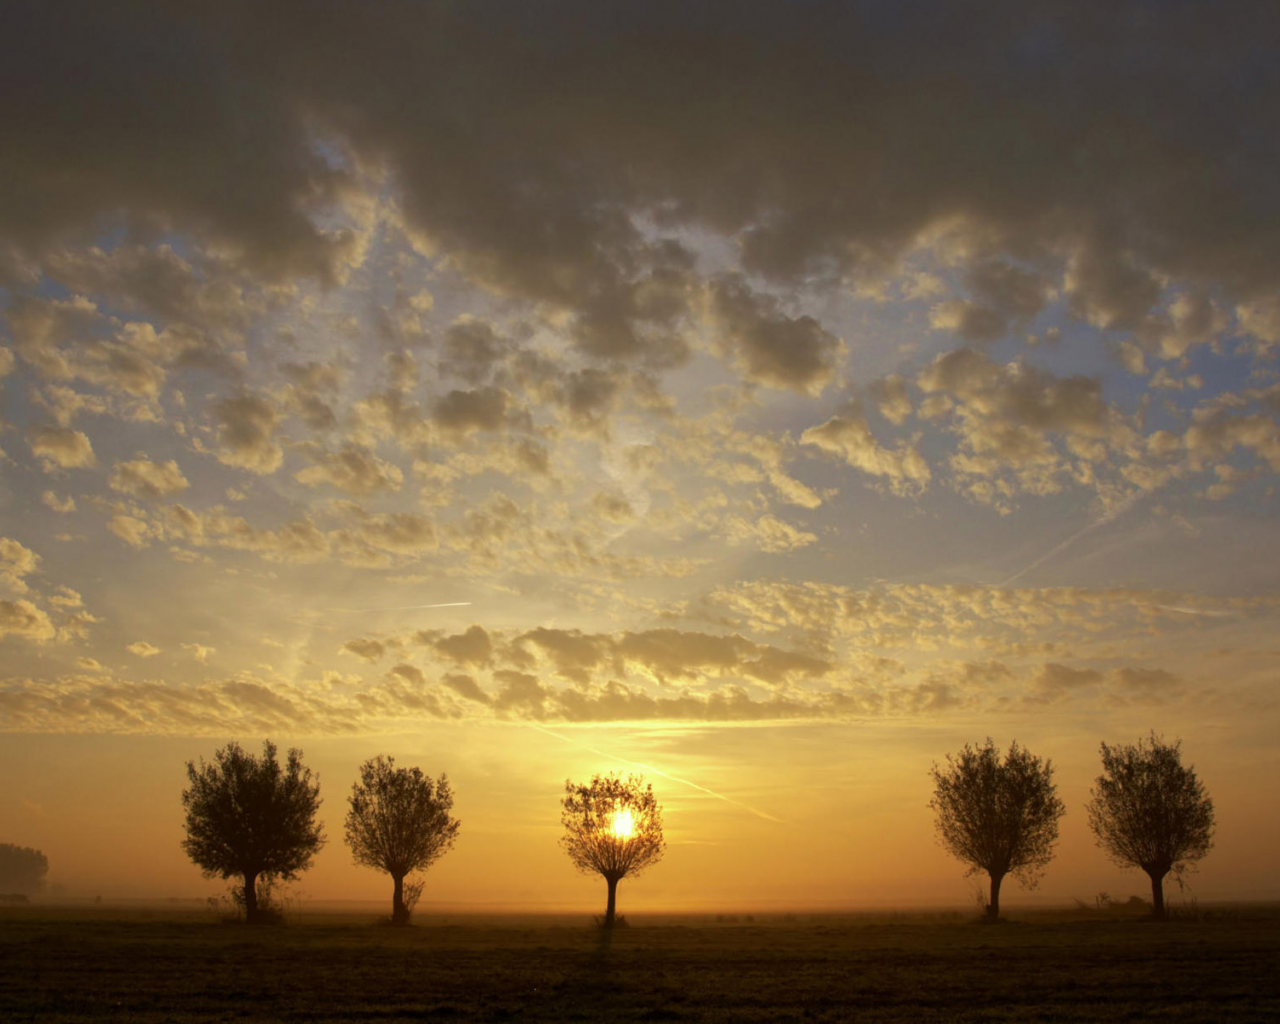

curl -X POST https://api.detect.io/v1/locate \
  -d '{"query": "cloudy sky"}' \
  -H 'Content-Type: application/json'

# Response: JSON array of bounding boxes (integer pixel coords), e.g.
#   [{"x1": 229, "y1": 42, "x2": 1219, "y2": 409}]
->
[{"x1": 2, "y1": 1, "x2": 1278, "y2": 911}]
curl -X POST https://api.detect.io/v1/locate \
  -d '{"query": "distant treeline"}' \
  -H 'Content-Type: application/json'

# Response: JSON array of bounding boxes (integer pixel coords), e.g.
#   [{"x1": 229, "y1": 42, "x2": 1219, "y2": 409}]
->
[
  {"x1": 0, "y1": 844, "x2": 48, "y2": 899},
  {"x1": 4, "y1": 731, "x2": 1215, "y2": 927}
]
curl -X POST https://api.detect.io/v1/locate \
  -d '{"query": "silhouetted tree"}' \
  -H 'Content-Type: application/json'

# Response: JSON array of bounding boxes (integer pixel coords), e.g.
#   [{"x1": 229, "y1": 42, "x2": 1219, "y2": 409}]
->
[
  {"x1": 929, "y1": 738, "x2": 1065, "y2": 920},
  {"x1": 561, "y1": 773, "x2": 664, "y2": 929},
  {"x1": 181, "y1": 740, "x2": 325, "y2": 922},
  {"x1": 344, "y1": 755, "x2": 460, "y2": 925},
  {"x1": 1086, "y1": 732, "x2": 1214, "y2": 919},
  {"x1": 0, "y1": 844, "x2": 48, "y2": 895}
]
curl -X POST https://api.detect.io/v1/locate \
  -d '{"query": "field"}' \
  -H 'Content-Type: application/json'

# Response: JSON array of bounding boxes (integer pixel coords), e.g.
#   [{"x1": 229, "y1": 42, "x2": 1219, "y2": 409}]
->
[{"x1": 2, "y1": 905, "x2": 1278, "y2": 1022}]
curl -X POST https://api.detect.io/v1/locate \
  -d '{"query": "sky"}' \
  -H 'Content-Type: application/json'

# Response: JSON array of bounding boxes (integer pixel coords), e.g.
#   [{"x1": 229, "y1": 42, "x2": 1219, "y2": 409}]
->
[{"x1": 1, "y1": 1, "x2": 1279, "y2": 913}]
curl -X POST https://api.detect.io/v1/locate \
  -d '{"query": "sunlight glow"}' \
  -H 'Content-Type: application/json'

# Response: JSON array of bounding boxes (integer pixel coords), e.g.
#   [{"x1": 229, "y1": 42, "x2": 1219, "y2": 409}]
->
[{"x1": 609, "y1": 808, "x2": 635, "y2": 839}]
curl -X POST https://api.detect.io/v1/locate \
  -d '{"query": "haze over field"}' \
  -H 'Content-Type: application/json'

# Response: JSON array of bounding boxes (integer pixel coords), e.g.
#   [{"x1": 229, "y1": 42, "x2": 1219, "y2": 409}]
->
[{"x1": 1, "y1": 2, "x2": 1278, "y2": 911}]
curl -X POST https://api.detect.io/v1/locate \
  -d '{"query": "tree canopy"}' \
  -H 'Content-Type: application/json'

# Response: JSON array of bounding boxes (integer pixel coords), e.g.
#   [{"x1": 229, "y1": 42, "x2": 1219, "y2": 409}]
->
[
  {"x1": 1086, "y1": 732, "x2": 1215, "y2": 918},
  {"x1": 561, "y1": 773, "x2": 664, "y2": 928},
  {"x1": 0, "y1": 844, "x2": 48, "y2": 895},
  {"x1": 345, "y1": 755, "x2": 460, "y2": 925},
  {"x1": 181, "y1": 740, "x2": 325, "y2": 921},
  {"x1": 929, "y1": 738, "x2": 1065, "y2": 920}
]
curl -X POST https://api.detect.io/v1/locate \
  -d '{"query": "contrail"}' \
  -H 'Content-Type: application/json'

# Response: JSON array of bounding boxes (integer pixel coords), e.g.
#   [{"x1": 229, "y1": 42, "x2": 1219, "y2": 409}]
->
[
  {"x1": 999, "y1": 491, "x2": 1143, "y2": 588},
  {"x1": 326, "y1": 601, "x2": 473, "y2": 613},
  {"x1": 529, "y1": 723, "x2": 785, "y2": 824},
  {"x1": 1153, "y1": 605, "x2": 1235, "y2": 618}
]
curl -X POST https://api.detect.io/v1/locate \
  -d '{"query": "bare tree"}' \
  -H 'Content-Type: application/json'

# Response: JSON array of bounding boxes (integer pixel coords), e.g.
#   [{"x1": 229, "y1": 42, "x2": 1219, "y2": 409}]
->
[
  {"x1": 561, "y1": 773, "x2": 664, "y2": 929},
  {"x1": 929, "y1": 738, "x2": 1065, "y2": 920},
  {"x1": 0, "y1": 844, "x2": 48, "y2": 895},
  {"x1": 1087, "y1": 733, "x2": 1214, "y2": 919},
  {"x1": 181, "y1": 740, "x2": 325, "y2": 922},
  {"x1": 344, "y1": 755, "x2": 460, "y2": 925}
]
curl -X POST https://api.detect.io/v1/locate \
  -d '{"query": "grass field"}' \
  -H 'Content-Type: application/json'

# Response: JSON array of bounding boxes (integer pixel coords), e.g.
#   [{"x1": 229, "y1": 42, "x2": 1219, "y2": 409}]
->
[{"x1": 2, "y1": 905, "x2": 1277, "y2": 1022}]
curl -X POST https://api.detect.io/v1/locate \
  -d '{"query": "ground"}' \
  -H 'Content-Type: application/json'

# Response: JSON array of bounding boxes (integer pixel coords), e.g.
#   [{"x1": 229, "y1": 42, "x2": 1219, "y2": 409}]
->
[{"x1": 2, "y1": 905, "x2": 1277, "y2": 1022}]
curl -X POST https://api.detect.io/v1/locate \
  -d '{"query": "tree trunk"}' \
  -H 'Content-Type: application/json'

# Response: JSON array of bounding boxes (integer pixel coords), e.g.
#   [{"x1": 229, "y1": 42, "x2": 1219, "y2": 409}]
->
[
  {"x1": 987, "y1": 872, "x2": 1004, "y2": 921},
  {"x1": 392, "y1": 873, "x2": 408, "y2": 926},
  {"x1": 603, "y1": 875, "x2": 619, "y2": 929},
  {"x1": 243, "y1": 872, "x2": 259, "y2": 922},
  {"x1": 1148, "y1": 870, "x2": 1166, "y2": 919}
]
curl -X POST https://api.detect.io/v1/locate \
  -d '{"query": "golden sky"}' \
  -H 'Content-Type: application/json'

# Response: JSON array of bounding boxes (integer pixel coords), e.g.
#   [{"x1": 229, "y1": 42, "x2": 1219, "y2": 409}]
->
[{"x1": 1, "y1": 1, "x2": 1278, "y2": 911}]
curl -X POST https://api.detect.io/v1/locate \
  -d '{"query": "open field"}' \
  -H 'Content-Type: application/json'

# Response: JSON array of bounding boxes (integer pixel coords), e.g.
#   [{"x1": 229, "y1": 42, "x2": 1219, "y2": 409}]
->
[{"x1": 2, "y1": 905, "x2": 1278, "y2": 1022}]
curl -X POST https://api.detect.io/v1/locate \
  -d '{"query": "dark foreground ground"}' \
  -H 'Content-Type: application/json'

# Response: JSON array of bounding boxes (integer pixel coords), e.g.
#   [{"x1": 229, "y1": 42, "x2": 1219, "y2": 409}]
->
[{"x1": 2, "y1": 905, "x2": 1278, "y2": 1022}]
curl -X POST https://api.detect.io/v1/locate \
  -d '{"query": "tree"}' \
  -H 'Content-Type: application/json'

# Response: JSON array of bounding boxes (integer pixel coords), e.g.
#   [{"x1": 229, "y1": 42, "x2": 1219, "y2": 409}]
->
[
  {"x1": 0, "y1": 844, "x2": 48, "y2": 895},
  {"x1": 344, "y1": 755, "x2": 460, "y2": 925},
  {"x1": 1086, "y1": 732, "x2": 1214, "y2": 919},
  {"x1": 929, "y1": 738, "x2": 1065, "y2": 920},
  {"x1": 181, "y1": 740, "x2": 325, "y2": 922},
  {"x1": 561, "y1": 773, "x2": 664, "y2": 929}
]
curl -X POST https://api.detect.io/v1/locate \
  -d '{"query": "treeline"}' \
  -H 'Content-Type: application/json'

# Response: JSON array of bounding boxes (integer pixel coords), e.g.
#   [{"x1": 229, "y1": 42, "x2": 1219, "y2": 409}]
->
[
  {"x1": 172, "y1": 731, "x2": 1212, "y2": 926},
  {"x1": 929, "y1": 734, "x2": 1214, "y2": 920},
  {"x1": 0, "y1": 844, "x2": 48, "y2": 901},
  {"x1": 181, "y1": 745, "x2": 457, "y2": 925}
]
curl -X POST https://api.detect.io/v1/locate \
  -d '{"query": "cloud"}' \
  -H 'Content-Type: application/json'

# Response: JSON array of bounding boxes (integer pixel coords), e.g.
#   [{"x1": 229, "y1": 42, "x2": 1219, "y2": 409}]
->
[
  {"x1": 928, "y1": 259, "x2": 1056, "y2": 343},
  {"x1": 1, "y1": 1, "x2": 1278, "y2": 746},
  {"x1": 870, "y1": 375, "x2": 912, "y2": 425},
  {"x1": 28, "y1": 426, "x2": 95, "y2": 470},
  {"x1": 35, "y1": 385, "x2": 112, "y2": 427},
  {"x1": 0, "y1": 538, "x2": 40, "y2": 594},
  {"x1": 3, "y1": 296, "x2": 166, "y2": 397},
  {"x1": 919, "y1": 349, "x2": 1111, "y2": 441},
  {"x1": 41, "y1": 491, "x2": 76, "y2": 513},
  {"x1": 440, "y1": 672, "x2": 491, "y2": 704},
  {"x1": 0, "y1": 599, "x2": 56, "y2": 641},
  {"x1": 1150, "y1": 292, "x2": 1229, "y2": 360},
  {"x1": 706, "y1": 275, "x2": 842, "y2": 393},
  {"x1": 108, "y1": 514, "x2": 156, "y2": 548},
  {"x1": 126, "y1": 641, "x2": 160, "y2": 658},
  {"x1": 295, "y1": 445, "x2": 404, "y2": 495},
  {"x1": 387, "y1": 663, "x2": 426, "y2": 687},
  {"x1": 491, "y1": 671, "x2": 555, "y2": 719},
  {"x1": 434, "y1": 625, "x2": 493, "y2": 668},
  {"x1": 213, "y1": 393, "x2": 282, "y2": 474},
  {"x1": 341, "y1": 508, "x2": 438, "y2": 555},
  {"x1": 438, "y1": 317, "x2": 511, "y2": 385},
  {"x1": 342, "y1": 638, "x2": 387, "y2": 662},
  {"x1": 591, "y1": 491, "x2": 635, "y2": 523},
  {"x1": 278, "y1": 362, "x2": 345, "y2": 431},
  {"x1": 0, "y1": 667, "x2": 821, "y2": 733},
  {"x1": 912, "y1": 348, "x2": 1136, "y2": 502},
  {"x1": 801, "y1": 412, "x2": 930, "y2": 493},
  {"x1": 1184, "y1": 409, "x2": 1280, "y2": 472},
  {"x1": 163, "y1": 504, "x2": 331, "y2": 564},
  {"x1": 516, "y1": 629, "x2": 608, "y2": 685},
  {"x1": 724, "y1": 513, "x2": 817, "y2": 553},
  {"x1": 930, "y1": 301, "x2": 1012, "y2": 344},
  {"x1": 432, "y1": 386, "x2": 510, "y2": 437},
  {"x1": 1031, "y1": 662, "x2": 1104, "y2": 700},
  {"x1": 704, "y1": 578, "x2": 1279, "y2": 662},
  {"x1": 39, "y1": 243, "x2": 262, "y2": 339},
  {"x1": 1110, "y1": 666, "x2": 1184, "y2": 704},
  {"x1": 512, "y1": 625, "x2": 832, "y2": 691},
  {"x1": 1236, "y1": 296, "x2": 1280, "y2": 354},
  {"x1": 2, "y1": 2, "x2": 1278, "y2": 352},
  {"x1": 109, "y1": 456, "x2": 190, "y2": 499}
]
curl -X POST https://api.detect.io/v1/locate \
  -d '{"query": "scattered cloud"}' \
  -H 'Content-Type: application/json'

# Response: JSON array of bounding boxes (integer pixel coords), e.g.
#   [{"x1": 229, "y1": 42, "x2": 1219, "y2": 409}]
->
[
  {"x1": 29, "y1": 427, "x2": 95, "y2": 470},
  {"x1": 109, "y1": 456, "x2": 191, "y2": 499}
]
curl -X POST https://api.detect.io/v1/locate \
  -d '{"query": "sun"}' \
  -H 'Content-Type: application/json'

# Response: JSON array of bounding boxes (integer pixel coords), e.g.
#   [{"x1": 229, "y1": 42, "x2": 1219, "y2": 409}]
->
[{"x1": 608, "y1": 808, "x2": 635, "y2": 839}]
